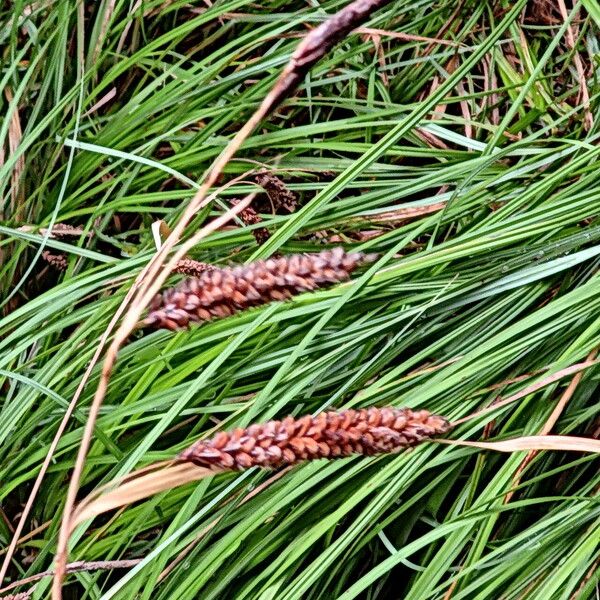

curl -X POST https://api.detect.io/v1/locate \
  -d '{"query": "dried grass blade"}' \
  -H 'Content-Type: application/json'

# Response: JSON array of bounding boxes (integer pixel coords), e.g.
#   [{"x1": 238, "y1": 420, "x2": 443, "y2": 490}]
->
[{"x1": 438, "y1": 435, "x2": 600, "y2": 453}]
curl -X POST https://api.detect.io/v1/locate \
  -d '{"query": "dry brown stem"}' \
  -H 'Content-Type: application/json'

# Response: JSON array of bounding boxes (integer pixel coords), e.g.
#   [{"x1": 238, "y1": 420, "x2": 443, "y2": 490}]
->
[
  {"x1": 556, "y1": 0, "x2": 593, "y2": 130},
  {"x1": 51, "y1": 191, "x2": 252, "y2": 598},
  {"x1": 0, "y1": 560, "x2": 140, "y2": 596},
  {"x1": 51, "y1": 1, "x2": 393, "y2": 595},
  {"x1": 357, "y1": 26, "x2": 460, "y2": 47},
  {"x1": 4, "y1": 87, "x2": 25, "y2": 220},
  {"x1": 17, "y1": 224, "x2": 88, "y2": 238},
  {"x1": 451, "y1": 358, "x2": 599, "y2": 427},
  {"x1": 503, "y1": 348, "x2": 598, "y2": 504},
  {"x1": 351, "y1": 202, "x2": 446, "y2": 225}
]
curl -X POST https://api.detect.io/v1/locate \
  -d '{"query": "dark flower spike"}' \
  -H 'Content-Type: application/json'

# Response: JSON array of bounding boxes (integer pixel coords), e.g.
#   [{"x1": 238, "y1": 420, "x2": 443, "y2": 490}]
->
[
  {"x1": 180, "y1": 407, "x2": 450, "y2": 470},
  {"x1": 143, "y1": 248, "x2": 377, "y2": 330}
]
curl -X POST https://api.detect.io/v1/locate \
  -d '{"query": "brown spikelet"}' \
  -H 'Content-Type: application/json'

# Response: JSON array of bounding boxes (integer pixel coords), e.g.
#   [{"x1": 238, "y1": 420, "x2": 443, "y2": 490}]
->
[
  {"x1": 173, "y1": 258, "x2": 215, "y2": 277},
  {"x1": 143, "y1": 247, "x2": 377, "y2": 330},
  {"x1": 254, "y1": 170, "x2": 297, "y2": 213},
  {"x1": 51, "y1": 223, "x2": 81, "y2": 237},
  {"x1": 231, "y1": 198, "x2": 270, "y2": 245},
  {"x1": 179, "y1": 407, "x2": 450, "y2": 470},
  {"x1": 42, "y1": 251, "x2": 68, "y2": 271},
  {"x1": 251, "y1": 226, "x2": 270, "y2": 246},
  {"x1": 523, "y1": 0, "x2": 561, "y2": 24}
]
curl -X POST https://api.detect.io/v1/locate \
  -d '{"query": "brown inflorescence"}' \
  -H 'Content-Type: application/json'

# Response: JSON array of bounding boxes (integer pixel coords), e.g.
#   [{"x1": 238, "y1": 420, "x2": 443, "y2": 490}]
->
[
  {"x1": 51, "y1": 223, "x2": 81, "y2": 236},
  {"x1": 173, "y1": 258, "x2": 215, "y2": 277},
  {"x1": 254, "y1": 171, "x2": 297, "y2": 213},
  {"x1": 143, "y1": 247, "x2": 376, "y2": 330},
  {"x1": 179, "y1": 407, "x2": 450, "y2": 470},
  {"x1": 42, "y1": 251, "x2": 68, "y2": 271},
  {"x1": 231, "y1": 198, "x2": 270, "y2": 245}
]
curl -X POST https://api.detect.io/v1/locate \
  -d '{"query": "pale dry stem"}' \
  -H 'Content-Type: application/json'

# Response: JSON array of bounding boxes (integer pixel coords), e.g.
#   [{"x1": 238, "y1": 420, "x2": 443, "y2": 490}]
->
[
  {"x1": 51, "y1": 2, "x2": 394, "y2": 595},
  {"x1": 503, "y1": 348, "x2": 598, "y2": 504}
]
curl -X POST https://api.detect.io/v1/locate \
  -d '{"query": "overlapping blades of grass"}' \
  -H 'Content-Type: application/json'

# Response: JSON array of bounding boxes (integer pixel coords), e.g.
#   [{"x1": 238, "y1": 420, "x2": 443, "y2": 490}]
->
[{"x1": 0, "y1": 0, "x2": 599, "y2": 598}]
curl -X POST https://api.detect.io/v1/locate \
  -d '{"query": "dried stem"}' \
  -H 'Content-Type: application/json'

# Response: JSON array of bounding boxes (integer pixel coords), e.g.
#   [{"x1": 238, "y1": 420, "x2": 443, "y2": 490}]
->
[
  {"x1": 556, "y1": 0, "x2": 593, "y2": 130},
  {"x1": 17, "y1": 224, "x2": 89, "y2": 238},
  {"x1": 0, "y1": 560, "x2": 140, "y2": 596},
  {"x1": 51, "y1": 1, "x2": 394, "y2": 595},
  {"x1": 350, "y1": 202, "x2": 446, "y2": 225},
  {"x1": 53, "y1": 193, "x2": 253, "y2": 597},
  {"x1": 451, "y1": 358, "x2": 599, "y2": 427},
  {"x1": 503, "y1": 348, "x2": 598, "y2": 504}
]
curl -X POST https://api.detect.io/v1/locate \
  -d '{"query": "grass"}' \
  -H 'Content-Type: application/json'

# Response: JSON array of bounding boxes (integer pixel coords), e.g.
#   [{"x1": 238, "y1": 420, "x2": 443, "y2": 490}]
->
[{"x1": 1, "y1": 0, "x2": 599, "y2": 598}]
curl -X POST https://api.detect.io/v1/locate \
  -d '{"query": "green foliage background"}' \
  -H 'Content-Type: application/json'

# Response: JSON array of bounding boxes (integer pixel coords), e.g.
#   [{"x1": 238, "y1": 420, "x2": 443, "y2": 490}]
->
[{"x1": 1, "y1": 0, "x2": 599, "y2": 598}]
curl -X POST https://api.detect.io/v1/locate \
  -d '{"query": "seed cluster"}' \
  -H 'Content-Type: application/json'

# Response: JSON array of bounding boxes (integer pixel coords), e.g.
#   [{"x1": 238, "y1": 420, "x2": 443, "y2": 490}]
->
[
  {"x1": 179, "y1": 407, "x2": 450, "y2": 470},
  {"x1": 143, "y1": 248, "x2": 375, "y2": 330},
  {"x1": 231, "y1": 199, "x2": 270, "y2": 245},
  {"x1": 42, "y1": 251, "x2": 68, "y2": 271},
  {"x1": 173, "y1": 258, "x2": 215, "y2": 277},
  {"x1": 254, "y1": 171, "x2": 297, "y2": 213}
]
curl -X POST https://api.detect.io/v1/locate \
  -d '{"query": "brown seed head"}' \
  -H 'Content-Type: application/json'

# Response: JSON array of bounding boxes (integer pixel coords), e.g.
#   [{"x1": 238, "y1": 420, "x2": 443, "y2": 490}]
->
[
  {"x1": 179, "y1": 407, "x2": 450, "y2": 470},
  {"x1": 143, "y1": 248, "x2": 377, "y2": 330},
  {"x1": 174, "y1": 258, "x2": 215, "y2": 277},
  {"x1": 42, "y1": 251, "x2": 68, "y2": 271},
  {"x1": 254, "y1": 170, "x2": 297, "y2": 213},
  {"x1": 231, "y1": 198, "x2": 270, "y2": 245},
  {"x1": 51, "y1": 223, "x2": 81, "y2": 237}
]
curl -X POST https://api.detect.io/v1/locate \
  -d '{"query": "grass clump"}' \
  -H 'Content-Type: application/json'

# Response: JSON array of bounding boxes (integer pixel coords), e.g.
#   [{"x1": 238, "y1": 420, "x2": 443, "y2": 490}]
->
[{"x1": 0, "y1": 0, "x2": 599, "y2": 598}]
